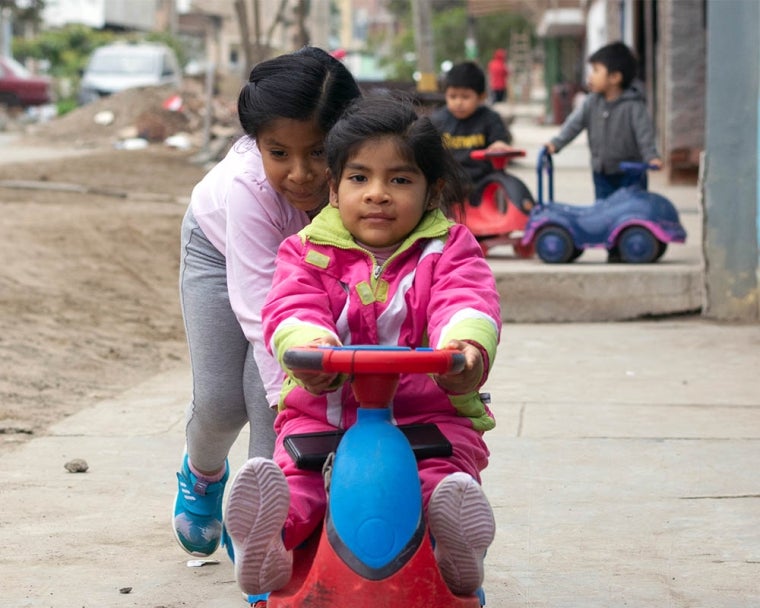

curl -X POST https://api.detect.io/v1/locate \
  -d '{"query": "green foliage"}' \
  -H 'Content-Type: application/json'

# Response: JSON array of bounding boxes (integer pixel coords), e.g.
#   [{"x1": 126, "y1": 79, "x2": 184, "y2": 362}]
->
[
  {"x1": 385, "y1": 0, "x2": 410, "y2": 18},
  {"x1": 386, "y1": 0, "x2": 460, "y2": 18},
  {"x1": 379, "y1": 5, "x2": 534, "y2": 83},
  {"x1": 472, "y1": 12, "x2": 535, "y2": 66},
  {"x1": 376, "y1": 1, "x2": 414, "y2": 82},
  {"x1": 433, "y1": 6, "x2": 470, "y2": 65},
  {"x1": 56, "y1": 97, "x2": 78, "y2": 116},
  {"x1": 384, "y1": 27, "x2": 417, "y2": 82},
  {"x1": 12, "y1": 24, "x2": 115, "y2": 79}
]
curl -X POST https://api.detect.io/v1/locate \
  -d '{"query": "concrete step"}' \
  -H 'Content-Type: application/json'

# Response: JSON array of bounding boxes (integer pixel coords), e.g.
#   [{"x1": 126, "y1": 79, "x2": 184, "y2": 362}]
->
[{"x1": 490, "y1": 254, "x2": 703, "y2": 322}]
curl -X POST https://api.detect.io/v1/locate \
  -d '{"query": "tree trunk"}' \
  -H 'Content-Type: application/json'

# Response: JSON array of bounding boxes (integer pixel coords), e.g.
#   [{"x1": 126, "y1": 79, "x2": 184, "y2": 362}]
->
[{"x1": 234, "y1": 0, "x2": 253, "y2": 76}]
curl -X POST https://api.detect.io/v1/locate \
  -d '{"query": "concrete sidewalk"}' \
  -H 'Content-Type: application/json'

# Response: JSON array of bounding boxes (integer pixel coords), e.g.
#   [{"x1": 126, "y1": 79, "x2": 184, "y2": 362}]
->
[{"x1": 2, "y1": 318, "x2": 758, "y2": 607}]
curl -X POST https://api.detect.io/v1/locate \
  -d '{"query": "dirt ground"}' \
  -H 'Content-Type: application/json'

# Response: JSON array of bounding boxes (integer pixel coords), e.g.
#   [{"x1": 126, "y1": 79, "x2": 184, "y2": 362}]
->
[{"x1": 0, "y1": 140, "x2": 210, "y2": 454}]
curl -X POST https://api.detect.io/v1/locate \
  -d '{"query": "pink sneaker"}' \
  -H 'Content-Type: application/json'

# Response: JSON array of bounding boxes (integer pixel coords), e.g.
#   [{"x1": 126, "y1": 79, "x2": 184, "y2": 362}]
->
[
  {"x1": 225, "y1": 458, "x2": 292, "y2": 596},
  {"x1": 427, "y1": 472, "x2": 495, "y2": 596}
]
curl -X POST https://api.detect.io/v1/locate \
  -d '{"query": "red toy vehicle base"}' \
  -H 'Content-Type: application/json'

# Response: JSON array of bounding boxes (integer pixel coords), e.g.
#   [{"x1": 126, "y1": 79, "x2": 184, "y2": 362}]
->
[
  {"x1": 453, "y1": 189, "x2": 533, "y2": 257},
  {"x1": 453, "y1": 185, "x2": 527, "y2": 236},
  {"x1": 453, "y1": 148, "x2": 535, "y2": 258},
  {"x1": 268, "y1": 523, "x2": 481, "y2": 608}
]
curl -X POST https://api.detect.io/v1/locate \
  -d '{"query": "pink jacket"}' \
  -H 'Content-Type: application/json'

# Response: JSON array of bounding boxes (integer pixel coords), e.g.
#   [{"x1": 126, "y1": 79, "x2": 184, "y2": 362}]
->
[{"x1": 262, "y1": 206, "x2": 502, "y2": 434}]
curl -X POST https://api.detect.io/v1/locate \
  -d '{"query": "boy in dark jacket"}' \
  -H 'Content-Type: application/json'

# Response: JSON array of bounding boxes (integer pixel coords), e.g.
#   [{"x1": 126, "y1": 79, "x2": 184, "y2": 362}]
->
[
  {"x1": 546, "y1": 41, "x2": 662, "y2": 200},
  {"x1": 431, "y1": 61, "x2": 512, "y2": 198}
]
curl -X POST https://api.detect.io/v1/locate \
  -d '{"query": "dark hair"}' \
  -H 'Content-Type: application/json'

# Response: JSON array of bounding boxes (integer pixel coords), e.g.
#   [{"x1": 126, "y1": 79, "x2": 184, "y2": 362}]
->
[
  {"x1": 325, "y1": 94, "x2": 469, "y2": 213},
  {"x1": 588, "y1": 41, "x2": 638, "y2": 89},
  {"x1": 238, "y1": 46, "x2": 362, "y2": 138},
  {"x1": 443, "y1": 61, "x2": 486, "y2": 95}
]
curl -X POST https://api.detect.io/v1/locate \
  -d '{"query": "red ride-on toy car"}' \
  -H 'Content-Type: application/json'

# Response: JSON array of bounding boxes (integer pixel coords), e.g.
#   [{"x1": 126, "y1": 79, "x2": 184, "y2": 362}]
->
[
  {"x1": 451, "y1": 148, "x2": 536, "y2": 258},
  {"x1": 262, "y1": 345, "x2": 487, "y2": 608}
]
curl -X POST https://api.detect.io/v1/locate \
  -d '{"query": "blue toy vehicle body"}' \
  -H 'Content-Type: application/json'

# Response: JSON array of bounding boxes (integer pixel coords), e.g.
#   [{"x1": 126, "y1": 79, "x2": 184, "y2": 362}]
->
[{"x1": 521, "y1": 149, "x2": 687, "y2": 263}]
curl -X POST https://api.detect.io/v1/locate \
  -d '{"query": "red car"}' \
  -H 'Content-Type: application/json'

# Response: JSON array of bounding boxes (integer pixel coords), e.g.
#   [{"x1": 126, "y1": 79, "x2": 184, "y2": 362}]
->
[{"x1": 0, "y1": 56, "x2": 53, "y2": 107}]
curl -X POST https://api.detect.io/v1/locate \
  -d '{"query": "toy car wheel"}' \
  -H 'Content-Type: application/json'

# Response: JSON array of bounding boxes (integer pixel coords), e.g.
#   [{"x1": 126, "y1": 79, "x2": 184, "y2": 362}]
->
[
  {"x1": 535, "y1": 226, "x2": 576, "y2": 263},
  {"x1": 617, "y1": 226, "x2": 661, "y2": 263},
  {"x1": 653, "y1": 241, "x2": 668, "y2": 261}
]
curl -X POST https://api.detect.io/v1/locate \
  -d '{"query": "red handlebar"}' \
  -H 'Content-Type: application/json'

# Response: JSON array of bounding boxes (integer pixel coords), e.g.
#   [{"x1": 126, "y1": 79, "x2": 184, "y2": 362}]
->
[
  {"x1": 283, "y1": 346, "x2": 465, "y2": 376},
  {"x1": 469, "y1": 148, "x2": 525, "y2": 171},
  {"x1": 469, "y1": 148, "x2": 526, "y2": 161},
  {"x1": 283, "y1": 347, "x2": 466, "y2": 408}
]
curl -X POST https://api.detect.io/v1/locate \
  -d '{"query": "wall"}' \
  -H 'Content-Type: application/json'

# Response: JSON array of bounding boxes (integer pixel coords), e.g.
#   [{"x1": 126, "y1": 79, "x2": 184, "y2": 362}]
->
[
  {"x1": 660, "y1": 0, "x2": 706, "y2": 183},
  {"x1": 703, "y1": 0, "x2": 760, "y2": 321},
  {"x1": 43, "y1": 0, "x2": 159, "y2": 31}
]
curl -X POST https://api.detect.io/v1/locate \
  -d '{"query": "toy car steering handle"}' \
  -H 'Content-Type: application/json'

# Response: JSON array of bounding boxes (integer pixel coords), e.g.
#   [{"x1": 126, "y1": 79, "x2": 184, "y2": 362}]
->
[
  {"x1": 470, "y1": 148, "x2": 526, "y2": 171},
  {"x1": 470, "y1": 149, "x2": 526, "y2": 161},
  {"x1": 283, "y1": 346, "x2": 465, "y2": 375},
  {"x1": 619, "y1": 161, "x2": 661, "y2": 173},
  {"x1": 536, "y1": 147, "x2": 554, "y2": 205},
  {"x1": 283, "y1": 346, "x2": 466, "y2": 408}
]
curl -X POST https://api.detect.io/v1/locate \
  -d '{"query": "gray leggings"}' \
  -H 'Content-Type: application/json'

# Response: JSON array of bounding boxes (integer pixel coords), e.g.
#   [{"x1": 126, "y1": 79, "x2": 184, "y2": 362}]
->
[{"x1": 179, "y1": 207, "x2": 276, "y2": 472}]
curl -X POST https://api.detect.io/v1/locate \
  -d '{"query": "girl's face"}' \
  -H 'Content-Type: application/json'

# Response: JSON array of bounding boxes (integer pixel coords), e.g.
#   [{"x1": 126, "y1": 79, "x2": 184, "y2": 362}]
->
[
  {"x1": 257, "y1": 118, "x2": 328, "y2": 213},
  {"x1": 329, "y1": 136, "x2": 435, "y2": 248}
]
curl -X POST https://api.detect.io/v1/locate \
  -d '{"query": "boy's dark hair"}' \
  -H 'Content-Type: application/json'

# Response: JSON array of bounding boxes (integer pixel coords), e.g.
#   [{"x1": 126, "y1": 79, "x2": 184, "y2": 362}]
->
[
  {"x1": 238, "y1": 46, "x2": 362, "y2": 138},
  {"x1": 588, "y1": 41, "x2": 638, "y2": 89},
  {"x1": 325, "y1": 94, "x2": 469, "y2": 212},
  {"x1": 443, "y1": 61, "x2": 486, "y2": 95}
]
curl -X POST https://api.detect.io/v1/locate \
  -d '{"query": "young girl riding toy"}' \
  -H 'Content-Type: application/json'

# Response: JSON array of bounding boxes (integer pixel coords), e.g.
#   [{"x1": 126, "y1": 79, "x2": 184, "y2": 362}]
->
[{"x1": 224, "y1": 95, "x2": 502, "y2": 606}]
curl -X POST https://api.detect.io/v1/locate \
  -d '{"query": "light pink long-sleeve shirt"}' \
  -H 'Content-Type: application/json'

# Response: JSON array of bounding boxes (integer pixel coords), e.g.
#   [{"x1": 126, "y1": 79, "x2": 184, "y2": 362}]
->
[{"x1": 190, "y1": 136, "x2": 311, "y2": 406}]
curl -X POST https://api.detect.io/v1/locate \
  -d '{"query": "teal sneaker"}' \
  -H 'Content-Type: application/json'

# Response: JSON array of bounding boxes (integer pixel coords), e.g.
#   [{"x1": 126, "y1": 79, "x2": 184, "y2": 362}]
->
[
  {"x1": 173, "y1": 454, "x2": 229, "y2": 556},
  {"x1": 222, "y1": 525, "x2": 235, "y2": 562},
  {"x1": 244, "y1": 592, "x2": 269, "y2": 606}
]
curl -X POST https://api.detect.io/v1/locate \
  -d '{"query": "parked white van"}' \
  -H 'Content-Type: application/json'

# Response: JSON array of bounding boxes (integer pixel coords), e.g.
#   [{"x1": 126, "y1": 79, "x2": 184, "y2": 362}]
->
[{"x1": 78, "y1": 42, "x2": 182, "y2": 105}]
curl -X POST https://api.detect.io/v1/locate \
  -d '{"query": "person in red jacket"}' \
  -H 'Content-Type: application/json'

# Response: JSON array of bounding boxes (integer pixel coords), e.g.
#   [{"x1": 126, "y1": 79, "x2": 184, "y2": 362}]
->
[{"x1": 487, "y1": 48, "x2": 509, "y2": 103}]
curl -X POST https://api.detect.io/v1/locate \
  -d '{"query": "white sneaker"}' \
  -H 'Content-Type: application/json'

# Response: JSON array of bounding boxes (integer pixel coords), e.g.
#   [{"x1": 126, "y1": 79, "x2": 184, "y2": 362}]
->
[
  {"x1": 225, "y1": 458, "x2": 292, "y2": 595},
  {"x1": 428, "y1": 472, "x2": 495, "y2": 596}
]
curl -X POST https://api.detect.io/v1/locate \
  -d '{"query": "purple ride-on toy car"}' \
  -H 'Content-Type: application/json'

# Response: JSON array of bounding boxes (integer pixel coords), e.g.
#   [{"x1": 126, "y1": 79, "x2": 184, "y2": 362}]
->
[{"x1": 521, "y1": 148, "x2": 687, "y2": 263}]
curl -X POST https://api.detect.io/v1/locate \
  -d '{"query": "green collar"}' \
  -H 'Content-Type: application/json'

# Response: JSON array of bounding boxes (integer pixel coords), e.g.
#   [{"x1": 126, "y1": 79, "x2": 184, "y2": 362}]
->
[{"x1": 302, "y1": 206, "x2": 453, "y2": 256}]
